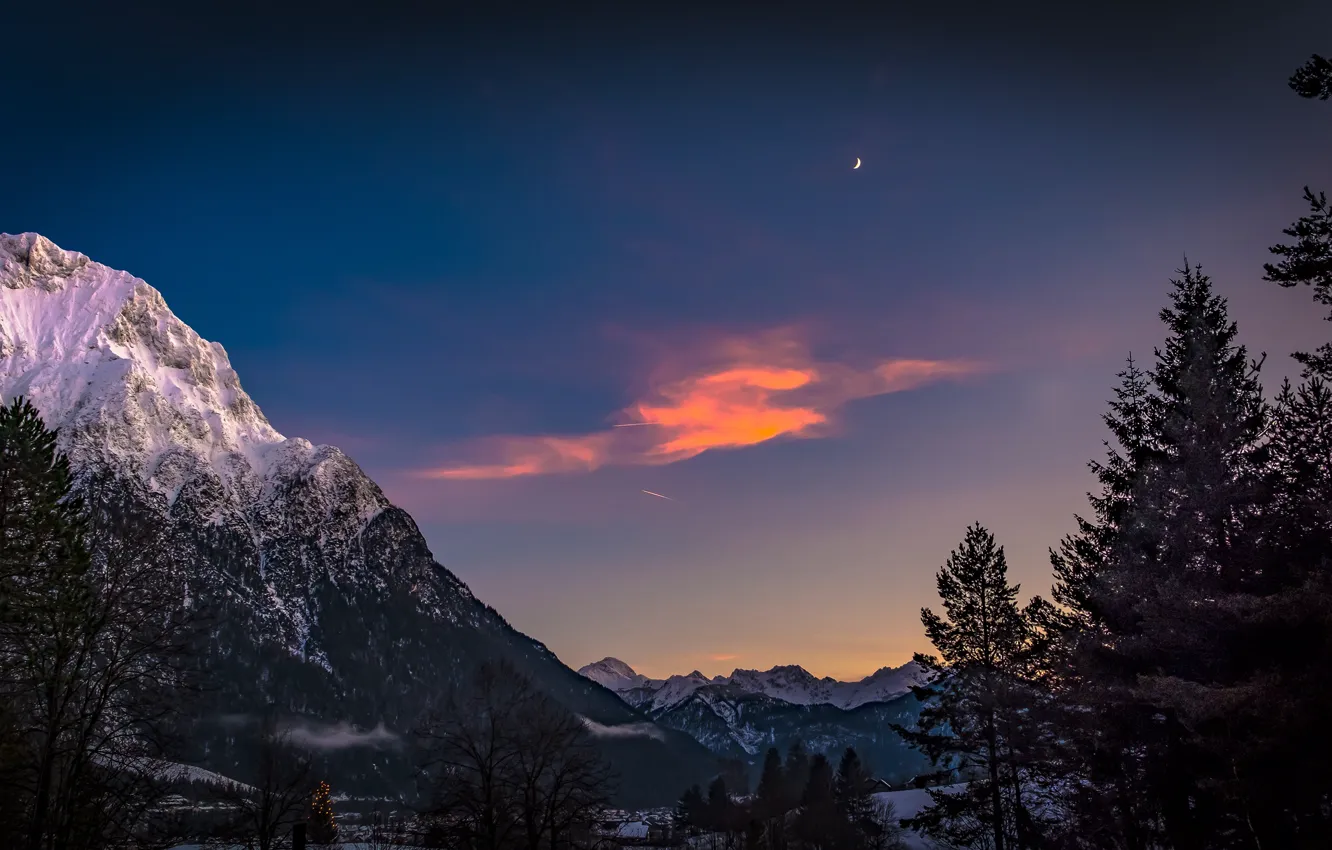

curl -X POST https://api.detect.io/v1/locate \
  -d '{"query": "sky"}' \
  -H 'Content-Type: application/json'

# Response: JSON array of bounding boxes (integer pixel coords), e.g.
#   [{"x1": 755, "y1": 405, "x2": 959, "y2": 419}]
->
[{"x1": 4, "y1": 0, "x2": 1331, "y2": 680}]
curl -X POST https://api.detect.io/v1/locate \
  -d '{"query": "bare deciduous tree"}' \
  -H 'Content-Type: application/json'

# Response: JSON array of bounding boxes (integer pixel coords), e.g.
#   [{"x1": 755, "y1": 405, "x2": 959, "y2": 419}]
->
[
  {"x1": 416, "y1": 662, "x2": 615, "y2": 850},
  {"x1": 207, "y1": 711, "x2": 315, "y2": 850}
]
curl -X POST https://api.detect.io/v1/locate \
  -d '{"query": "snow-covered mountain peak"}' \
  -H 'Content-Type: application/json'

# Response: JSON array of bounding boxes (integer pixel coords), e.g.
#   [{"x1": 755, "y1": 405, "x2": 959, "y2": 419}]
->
[
  {"x1": 0, "y1": 233, "x2": 338, "y2": 512},
  {"x1": 579, "y1": 658, "x2": 652, "y2": 691},
  {"x1": 580, "y1": 657, "x2": 927, "y2": 712},
  {"x1": 0, "y1": 232, "x2": 90, "y2": 291}
]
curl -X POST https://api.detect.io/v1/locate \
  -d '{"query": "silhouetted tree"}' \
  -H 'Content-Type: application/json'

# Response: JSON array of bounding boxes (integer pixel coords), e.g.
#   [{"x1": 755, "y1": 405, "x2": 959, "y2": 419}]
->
[
  {"x1": 0, "y1": 397, "x2": 199, "y2": 850},
  {"x1": 782, "y1": 742, "x2": 810, "y2": 813},
  {"x1": 754, "y1": 748, "x2": 788, "y2": 850},
  {"x1": 893, "y1": 524, "x2": 1049, "y2": 850},
  {"x1": 207, "y1": 711, "x2": 315, "y2": 850},
  {"x1": 675, "y1": 785, "x2": 705, "y2": 836},
  {"x1": 833, "y1": 749, "x2": 874, "y2": 833},
  {"x1": 415, "y1": 662, "x2": 614, "y2": 850},
  {"x1": 793, "y1": 755, "x2": 844, "y2": 850}
]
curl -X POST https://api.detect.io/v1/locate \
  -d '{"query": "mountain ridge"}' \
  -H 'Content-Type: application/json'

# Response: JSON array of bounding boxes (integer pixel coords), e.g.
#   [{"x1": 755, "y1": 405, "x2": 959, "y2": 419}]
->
[
  {"x1": 579, "y1": 656, "x2": 926, "y2": 711},
  {"x1": 578, "y1": 657, "x2": 928, "y2": 780}
]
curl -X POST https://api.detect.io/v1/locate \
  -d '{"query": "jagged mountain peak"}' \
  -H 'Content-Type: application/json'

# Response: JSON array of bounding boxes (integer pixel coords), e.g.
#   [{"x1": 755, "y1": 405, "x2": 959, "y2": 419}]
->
[
  {"x1": 578, "y1": 657, "x2": 651, "y2": 691},
  {"x1": 0, "y1": 232, "x2": 294, "y2": 499},
  {"x1": 582, "y1": 657, "x2": 927, "y2": 713}
]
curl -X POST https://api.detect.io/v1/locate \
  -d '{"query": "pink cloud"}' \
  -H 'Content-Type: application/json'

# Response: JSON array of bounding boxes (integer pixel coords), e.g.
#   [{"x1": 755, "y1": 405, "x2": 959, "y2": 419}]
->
[{"x1": 418, "y1": 327, "x2": 985, "y2": 480}]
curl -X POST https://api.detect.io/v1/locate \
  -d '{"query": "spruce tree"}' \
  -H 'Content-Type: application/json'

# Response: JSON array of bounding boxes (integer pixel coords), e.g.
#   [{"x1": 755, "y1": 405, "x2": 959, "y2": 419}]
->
[
  {"x1": 704, "y1": 775, "x2": 737, "y2": 840},
  {"x1": 892, "y1": 524, "x2": 1047, "y2": 850},
  {"x1": 0, "y1": 397, "x2": 92, "y2": 850},
  {"x1": 834, "y1": 748, "x2": 878, "y2": 849},
  {"x1": 782, "y1": 741, "x2": 810, "y2": 812},
  {"x1": 801, "y1": 755, "x2": 834, "y2": 808},
  {"x1": 1049, "y1": 354, "x2": 1152, "y2": 631},
  {"x1": 756, "y1": 747, "x2": 785, "y2": 813},
  {"x1": 1224, "y1": 378, "x2": 1332, "y2": 845},
  {"x1": 676, "y1": 785, "x2": 705, "y2": 835},
  {"x1": 1053, "y1": 265, "x2": 1272, "y2": 849},
  {"x1": 833, "y1": 748, "x2": 872, "y2": 825},
  {"x1": 793, "y1": 755, "x2": 841, "y2": 850},
  {"x1": 755, "y1": 747, "x2": 788, "y2": 849}
]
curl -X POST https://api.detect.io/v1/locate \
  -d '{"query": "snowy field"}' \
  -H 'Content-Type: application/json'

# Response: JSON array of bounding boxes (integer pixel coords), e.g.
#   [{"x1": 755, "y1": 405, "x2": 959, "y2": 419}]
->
[
  {"x1": 873, "y1": 785, "x2": 962, "y2": 850},
  {"x1": 169, "y1": 787, "x2": 959, "y2": 850}
]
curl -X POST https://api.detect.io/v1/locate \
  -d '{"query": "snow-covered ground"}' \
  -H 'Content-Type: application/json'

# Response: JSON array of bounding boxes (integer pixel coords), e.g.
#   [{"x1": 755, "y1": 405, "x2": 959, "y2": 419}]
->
[{"x1": 873, "y1": 785, "x2": 964, "y2": 850}]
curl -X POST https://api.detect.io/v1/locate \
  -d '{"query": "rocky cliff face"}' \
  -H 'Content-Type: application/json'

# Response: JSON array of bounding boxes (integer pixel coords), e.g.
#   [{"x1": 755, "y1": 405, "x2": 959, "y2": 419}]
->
[{"x1": 0, "y1": 233, "x2": 713, "y2": 806}]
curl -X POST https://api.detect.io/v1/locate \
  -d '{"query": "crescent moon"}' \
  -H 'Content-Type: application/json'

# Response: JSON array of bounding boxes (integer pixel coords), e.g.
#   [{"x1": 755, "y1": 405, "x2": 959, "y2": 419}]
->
[{"x1": 853, "y1": 157, "x2": 861, "y2": 169}]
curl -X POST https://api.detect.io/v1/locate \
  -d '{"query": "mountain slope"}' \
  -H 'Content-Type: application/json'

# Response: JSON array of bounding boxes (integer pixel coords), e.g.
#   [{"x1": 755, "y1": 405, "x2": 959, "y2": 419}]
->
[{"x1": 0, "y1": 233, "x2": 714, "y2": 806}]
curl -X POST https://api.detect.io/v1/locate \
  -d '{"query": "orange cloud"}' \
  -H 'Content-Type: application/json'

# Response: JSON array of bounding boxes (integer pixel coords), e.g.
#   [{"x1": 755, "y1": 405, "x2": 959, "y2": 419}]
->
[
  {"x1": 710, "y1": 654, "x2": 739, "y2": 662},
  {"x1": 420, "y1": 329, "x2": 984, "y2": 480}
]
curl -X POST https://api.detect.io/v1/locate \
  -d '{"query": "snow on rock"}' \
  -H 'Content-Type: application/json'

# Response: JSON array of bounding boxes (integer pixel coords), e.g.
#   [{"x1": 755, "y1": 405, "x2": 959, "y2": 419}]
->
[
  {"x1": 0, "y1": 232, "x2": 385, "y2": 527},
  {"x1": 578, "y1": 657, "x2": 926, "y2": 711},
  {"x1": 579, "y1": 657, "x2": 652, "y2": 692}
]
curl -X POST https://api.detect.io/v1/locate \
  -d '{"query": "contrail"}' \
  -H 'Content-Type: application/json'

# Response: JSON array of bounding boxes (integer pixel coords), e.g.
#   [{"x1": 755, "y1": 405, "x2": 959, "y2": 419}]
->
[
  {"x1": 612, "y1": 422, "x2": 657, "y2": 427},
  {"x1": 641, "y1": 489, "x2": 675, "y2": 501}
]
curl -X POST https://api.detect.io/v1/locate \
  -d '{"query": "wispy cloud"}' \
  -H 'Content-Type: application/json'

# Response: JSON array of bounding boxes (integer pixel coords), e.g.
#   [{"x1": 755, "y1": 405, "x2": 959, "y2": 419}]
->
[
  {"x1": 710, "y1": 653, "x2": 738, "y2": 662},
  {"x1": 282, "y1": 720, "x2": 401, "y2": 752},
  {"x1": 420, "y1": 327, "x2": 984, "y2": 480},
  {"x1": 579, "y1": 717, "x2": 666, "y2": 742}
]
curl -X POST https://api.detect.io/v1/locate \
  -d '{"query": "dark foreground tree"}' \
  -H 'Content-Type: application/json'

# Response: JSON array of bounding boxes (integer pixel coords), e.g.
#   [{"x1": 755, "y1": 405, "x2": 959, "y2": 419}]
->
[
  {"x1": 892, "y1": 524, "x2": 1049, "y2": 850},
  {"x1": 207, "y1": 711, "x2": 315, "y2": 850},
  {"x1": 416, "y1": 661, "x2": 615, "y2": 850},
  {"x1": 676, "y1": 784, "x2": 705, "y2": 837},
  {"x1": 833, "y1": 748, "x2": 874, "y2": 832},
  {"x1": 0, "y1": 397, "x2": 198, "y2": 850},
  {"x1": 753, "y1": 747, "x2": 788, "y2": 850}
]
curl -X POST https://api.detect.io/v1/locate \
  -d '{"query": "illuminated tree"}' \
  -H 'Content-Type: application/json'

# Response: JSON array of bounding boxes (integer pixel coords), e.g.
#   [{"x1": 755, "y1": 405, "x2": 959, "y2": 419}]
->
[{"x1": 308, "y1": 780, "x2": 338, "y2": 845}]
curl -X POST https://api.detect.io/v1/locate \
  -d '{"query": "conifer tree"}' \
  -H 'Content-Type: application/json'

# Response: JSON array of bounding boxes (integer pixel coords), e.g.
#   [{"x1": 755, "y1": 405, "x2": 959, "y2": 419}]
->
[
  {"x1": 676, "y1": 784, "x2": 705, "y2": 835},
  {"x1": 0, "y1": 397, "x2": 196, "y2": 850},
  {"x1": 793, "y1": 755, "x2": 841, "y2": 850},
  {"x1": 1050, "y1": 265, "x2": 1273, "y2": 849},
  {"x1": 833, "y1": 748, "x2": 874, "y2": 829},
  {"x1": 1231, "y1": 378, "x2": 1332, "y2": 844},
  {"x1": 308, "y1": 780, "x2": 338, "y2": 845},
  {"x1": 706, "y1": 777, "x2": 731, "y2": 830},
  {"x1": 892, "y1": 524, "x2": 1047, "y2": 850},
  {"x1": 755, "y1": 747, "x2": 789, "y2": 850},
  {"x1": 1049, "y1": 354, "x2": 1153, "y2": 632},
  {"x1": 756, "y1": 747, "x2": 785, "y2": 812},
  {"x1": 782, "y1": 741, "x2": 810, "y2": 812},
  {"x1": 801, "y1": 755, "x2": 834, "y2": 808}
]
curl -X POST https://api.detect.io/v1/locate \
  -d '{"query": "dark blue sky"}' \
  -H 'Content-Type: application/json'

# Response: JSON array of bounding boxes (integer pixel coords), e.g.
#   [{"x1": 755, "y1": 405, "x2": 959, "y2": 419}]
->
[{"x1": 6, "y1": 0, "x2": 1331, "y2": 677}]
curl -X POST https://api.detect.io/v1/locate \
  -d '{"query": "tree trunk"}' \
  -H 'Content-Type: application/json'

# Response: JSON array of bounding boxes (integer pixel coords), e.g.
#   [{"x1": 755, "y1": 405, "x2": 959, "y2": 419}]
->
[
  {"x1": 26, "y1": 708, "x2": 60, "y2": 850},
  {"x1": 986, "y1": 710, "x2": 1006, "y2": 850}
]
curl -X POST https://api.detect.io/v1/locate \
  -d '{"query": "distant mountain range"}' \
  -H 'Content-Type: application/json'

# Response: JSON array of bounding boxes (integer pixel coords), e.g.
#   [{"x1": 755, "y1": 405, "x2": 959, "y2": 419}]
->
[
  {"x1": 578, "y1": 658, "x2": 930, "y2": 781},
  {"x1": 580, "y1": 658, "x2": 926, "y2": 711},
  {"x1": 0, "y1": 233, "x2": 716, "y2": 807}
]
